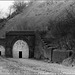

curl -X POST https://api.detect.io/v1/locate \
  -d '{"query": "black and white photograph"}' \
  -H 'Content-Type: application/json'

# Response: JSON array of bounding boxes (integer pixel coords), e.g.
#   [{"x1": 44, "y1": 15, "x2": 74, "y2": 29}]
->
[{"x1": 0, "y1": 0, "x2": 75, "y2": 75}]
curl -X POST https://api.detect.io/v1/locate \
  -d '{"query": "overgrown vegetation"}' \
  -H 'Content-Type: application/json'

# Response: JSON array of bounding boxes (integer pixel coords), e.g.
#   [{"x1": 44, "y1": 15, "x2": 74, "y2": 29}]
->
[
  {"x1": 44, "y1": 6, "x2": 75, "y2": 51},
  {"x1": 7, "y1": 1, "x2": 27, "y2": 19},
  {"x1": 0, "y1": 18, "x2": 7, "y2": 29}
]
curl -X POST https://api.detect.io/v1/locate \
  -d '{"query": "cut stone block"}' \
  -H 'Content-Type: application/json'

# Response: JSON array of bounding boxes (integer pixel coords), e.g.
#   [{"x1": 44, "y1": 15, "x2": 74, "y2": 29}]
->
[
  {"x1": 62, "y1": 57, "x2": 73, "y2": 66},
  {"x1": 52, "y1": 49, "x2": 73, "y2": 63}
]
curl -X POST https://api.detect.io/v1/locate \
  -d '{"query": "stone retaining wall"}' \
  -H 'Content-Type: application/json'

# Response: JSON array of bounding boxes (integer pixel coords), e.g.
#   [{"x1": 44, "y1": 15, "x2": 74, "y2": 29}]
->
[{"x1": 52, "y1": 49, "x2": 73, "y2": 63}]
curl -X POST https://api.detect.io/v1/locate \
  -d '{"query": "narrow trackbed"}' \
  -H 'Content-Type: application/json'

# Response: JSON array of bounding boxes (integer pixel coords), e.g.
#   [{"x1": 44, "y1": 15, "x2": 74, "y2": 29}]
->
[
  {"x1": 0, "y1": 57, "x2": 63, "y2": 75},
  {"x1": 0, "y1": 57, "x2": 75, "y2": 75},
  {"x1": 0, "y1": 57, "x2": 62, "y2": 75}
]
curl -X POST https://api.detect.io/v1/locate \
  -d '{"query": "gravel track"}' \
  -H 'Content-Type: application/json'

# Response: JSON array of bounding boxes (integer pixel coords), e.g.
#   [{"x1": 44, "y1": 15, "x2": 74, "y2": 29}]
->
[{"x1": 0, "y1": 57, "x2": 74, "y2": 75}]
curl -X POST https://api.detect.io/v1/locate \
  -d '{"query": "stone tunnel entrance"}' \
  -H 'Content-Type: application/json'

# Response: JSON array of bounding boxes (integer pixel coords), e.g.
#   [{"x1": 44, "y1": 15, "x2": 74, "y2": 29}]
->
[
  {"x1": 5, "y1": 31, "x2": 35, "y2": 59},
  {"x1": 13, "y1": 40, "x2": 29, "y2": 58}
]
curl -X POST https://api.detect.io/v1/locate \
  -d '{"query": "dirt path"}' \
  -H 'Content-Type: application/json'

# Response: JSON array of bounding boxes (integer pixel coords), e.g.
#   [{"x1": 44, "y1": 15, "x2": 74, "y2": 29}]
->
[
  {"x1": 7, "y1": 58, "x2": 75, "y2": 75},
  {"x1": 0, "y1": 57, "x2": 75, "y2": 75}
]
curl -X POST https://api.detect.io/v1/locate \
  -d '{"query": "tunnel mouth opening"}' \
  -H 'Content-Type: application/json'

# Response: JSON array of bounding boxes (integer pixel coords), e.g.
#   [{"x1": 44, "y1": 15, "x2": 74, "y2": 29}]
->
[
  {"x1": 0, "y1": 45, "x2": 5, "y2": 56},
  {"x1": 12, "y1": 40, "x2": 29, "y2": 59}
]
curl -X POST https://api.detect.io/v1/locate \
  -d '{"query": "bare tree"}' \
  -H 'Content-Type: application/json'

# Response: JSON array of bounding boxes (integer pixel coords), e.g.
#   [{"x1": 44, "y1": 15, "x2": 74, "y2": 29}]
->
[
  {"x1": 7, "y1": 0, "x2": 27, "y2": 19},
  {"x1": 12, "y1": 0, "x2": 26, "y2": 13}
]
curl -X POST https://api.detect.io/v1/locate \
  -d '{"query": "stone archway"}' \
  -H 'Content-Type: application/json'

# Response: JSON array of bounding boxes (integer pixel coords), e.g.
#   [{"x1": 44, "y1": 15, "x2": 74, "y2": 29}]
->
[
  {"x1": 12, "y1": 40, "x2": 29, "y2": 58},
  {"x1": 0, "y1": 45, "x2": 5, "y2": 56}
]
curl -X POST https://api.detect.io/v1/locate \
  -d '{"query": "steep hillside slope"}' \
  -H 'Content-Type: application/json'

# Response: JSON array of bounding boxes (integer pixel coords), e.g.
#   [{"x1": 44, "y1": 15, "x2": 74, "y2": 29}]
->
[{"x1": 0, "y1": 0, "x2": 75, "y2": 38}]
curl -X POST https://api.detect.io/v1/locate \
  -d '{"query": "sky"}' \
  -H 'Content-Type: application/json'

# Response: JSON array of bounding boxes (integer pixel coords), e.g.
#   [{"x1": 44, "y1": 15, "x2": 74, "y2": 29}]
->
[
  {"x1": 0, "y1": 1, "x2": 14, "y2": 18},
  {"x1": 0, "y1": 0, "x2": 30, "y2": 18}
]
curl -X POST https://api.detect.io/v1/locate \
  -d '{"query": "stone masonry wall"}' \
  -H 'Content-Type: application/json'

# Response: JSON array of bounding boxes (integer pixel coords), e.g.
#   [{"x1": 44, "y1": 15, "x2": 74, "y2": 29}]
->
[
  {"x1": 52, "y1": 49, "x2": 73, "y2": 63},
  {"x1": 34, "y1": 32, "x2": 52, "y2": 61}
]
